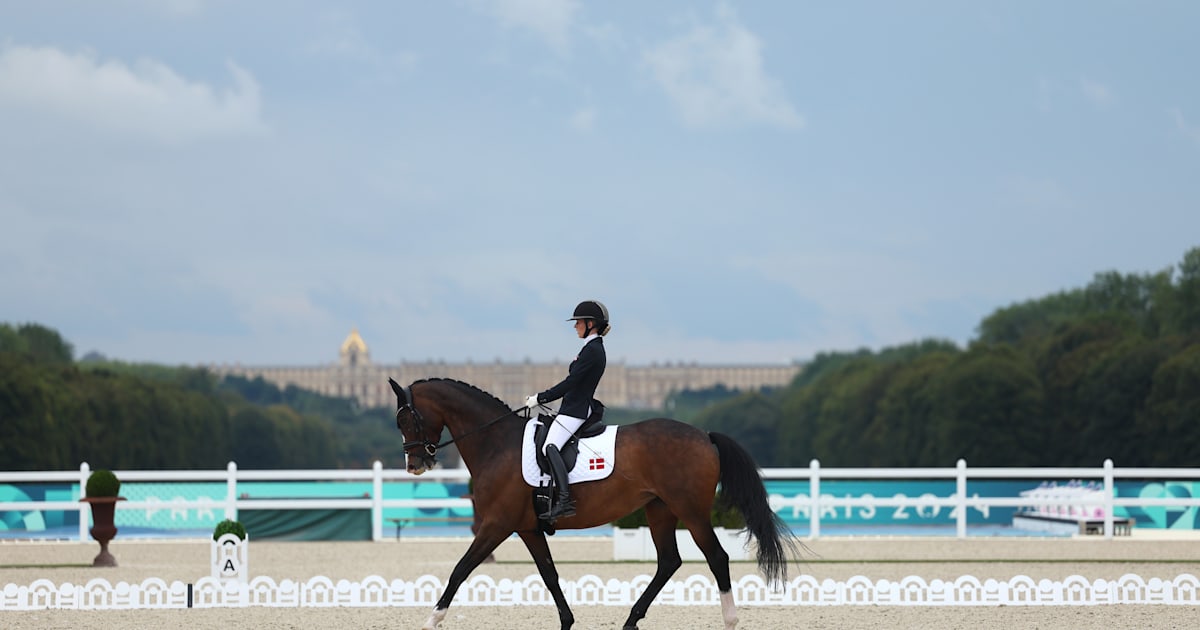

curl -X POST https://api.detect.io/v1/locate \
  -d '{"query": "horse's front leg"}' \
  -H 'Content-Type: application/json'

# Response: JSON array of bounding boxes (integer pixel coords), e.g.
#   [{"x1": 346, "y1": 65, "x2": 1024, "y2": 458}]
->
[
  {"x1": 422, "y1": 528, "x2": 509, "y2": 630},
  {"x1": 517, "y1": 529, "x2": 575, "y2": 630}
]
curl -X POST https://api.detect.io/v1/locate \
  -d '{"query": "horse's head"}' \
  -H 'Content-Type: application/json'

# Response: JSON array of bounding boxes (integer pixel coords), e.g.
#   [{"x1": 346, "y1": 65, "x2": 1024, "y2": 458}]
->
[{"x1": 388, "y1": 378, "x2": 443, "y2": 475}]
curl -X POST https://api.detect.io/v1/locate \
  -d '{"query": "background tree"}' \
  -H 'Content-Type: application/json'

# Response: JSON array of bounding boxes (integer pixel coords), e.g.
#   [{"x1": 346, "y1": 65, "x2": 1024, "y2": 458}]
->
[
  {"x1": 1165, "y1": 248, "x2": 1200, "y2": 335},
  {"x1": 1137, "y1": 344, "x2": 1200, "y2": 464},
  {"x1": 925, "y1": 346, "x2": 1044, "y2": 466},
  {"x1": 1076, "y1": 336, "x2": 1177, "y2": 465},
  {"x1": 867, "y1": 349, "x2": 958, "y2": 466},
  {"x1": 0, "y1": 323, "x2": 74, "y2": 364},
  {"x1": 6, "y1": 246, "x2": 1200, "y2": 470},
  {"x1": 690, "y1": 391, "x2": 782, "y2": 466}
]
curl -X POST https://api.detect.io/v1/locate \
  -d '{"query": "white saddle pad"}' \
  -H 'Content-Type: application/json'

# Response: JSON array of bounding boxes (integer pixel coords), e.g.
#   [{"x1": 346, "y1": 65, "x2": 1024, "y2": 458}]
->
[{"x1": 521, "y1": 419, "x2": 618, "y2": 487}]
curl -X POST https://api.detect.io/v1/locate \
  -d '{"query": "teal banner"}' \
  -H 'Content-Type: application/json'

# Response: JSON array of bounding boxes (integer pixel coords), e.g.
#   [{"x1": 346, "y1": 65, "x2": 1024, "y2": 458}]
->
[
  {"x1": 1118, "y1": 481, "x2": 1200, "y2": 530},
  {"x1": 768, "y1": 479, "x2": 1016, "y2": 527},
  {"x1": 3, "y1": 478, "x2": 1197, "y2": 536}
]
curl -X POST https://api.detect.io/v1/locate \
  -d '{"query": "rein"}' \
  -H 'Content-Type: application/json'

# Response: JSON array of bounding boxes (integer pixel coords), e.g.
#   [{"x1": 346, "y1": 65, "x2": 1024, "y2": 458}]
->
[{"x1": 397, "y1": 387, "x2": 528, "y2": 457}]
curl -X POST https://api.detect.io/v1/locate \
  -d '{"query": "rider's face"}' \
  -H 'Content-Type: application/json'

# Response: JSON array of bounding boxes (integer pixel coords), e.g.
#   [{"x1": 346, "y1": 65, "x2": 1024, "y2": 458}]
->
[{"x1": 573, "y1": 319, "x2": 587, "y2": 338}]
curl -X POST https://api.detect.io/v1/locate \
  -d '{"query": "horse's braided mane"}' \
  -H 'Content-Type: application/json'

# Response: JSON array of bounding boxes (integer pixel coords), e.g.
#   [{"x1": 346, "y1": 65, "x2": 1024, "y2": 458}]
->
[{"x1": 412, "y1": 377, "x2": 512, "y2": 410}]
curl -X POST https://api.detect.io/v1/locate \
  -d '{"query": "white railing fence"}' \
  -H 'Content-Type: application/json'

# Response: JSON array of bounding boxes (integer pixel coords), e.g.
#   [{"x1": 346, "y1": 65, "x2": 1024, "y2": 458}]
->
[
  {"x1": 3, "y1": 459, "x2": 1200, "y2": 541},
  {"x1": 765, "y1": 459, "x2": 1200, "y2": 539}
]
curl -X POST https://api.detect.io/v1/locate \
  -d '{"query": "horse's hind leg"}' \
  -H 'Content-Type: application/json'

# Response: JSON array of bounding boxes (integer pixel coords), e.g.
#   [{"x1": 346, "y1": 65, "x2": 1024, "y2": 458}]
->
[
  {"x1": 621, "y1": 499, "x2": 682, "y2": 630},
  {"x1": 685, "y1": 522, "x2": 736, "y2": 629},
  {"x1": 517, "y1": 530, "x2": 574, "y2": 630}
]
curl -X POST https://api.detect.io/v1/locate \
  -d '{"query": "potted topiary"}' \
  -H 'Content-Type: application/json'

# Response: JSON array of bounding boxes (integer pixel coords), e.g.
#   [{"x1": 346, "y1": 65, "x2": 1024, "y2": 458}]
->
[
  {"x1": 213, "y1": 518, "x2": 247, "y2": 541},
  {"x1": 80, "y1": 469, "x2": 125, "y2": 567},
  {"x1": 211, "y1": 518, "x2": 250, "y2": 582}
]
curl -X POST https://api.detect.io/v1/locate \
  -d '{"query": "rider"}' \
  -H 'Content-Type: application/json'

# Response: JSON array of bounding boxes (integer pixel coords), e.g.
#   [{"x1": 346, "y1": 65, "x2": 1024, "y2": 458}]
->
[{"x1": 525, "y1": 300, "x2": 609, "y2": 522}]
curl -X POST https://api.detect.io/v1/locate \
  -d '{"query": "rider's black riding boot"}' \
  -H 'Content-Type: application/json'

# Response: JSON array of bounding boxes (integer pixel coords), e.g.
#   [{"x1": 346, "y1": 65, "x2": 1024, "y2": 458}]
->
[{"x1": 544, "y1": 445, "x2": 576, "y2": 522}]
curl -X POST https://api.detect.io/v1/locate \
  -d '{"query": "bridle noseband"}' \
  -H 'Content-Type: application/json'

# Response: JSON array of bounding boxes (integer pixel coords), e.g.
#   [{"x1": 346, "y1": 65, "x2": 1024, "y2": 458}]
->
[
  {"x1": 396, "y1": 384, "x2": 440, "y2": 457},
  {"x1": 395, "y1": 382, "x2": 529, "y2": 459}
]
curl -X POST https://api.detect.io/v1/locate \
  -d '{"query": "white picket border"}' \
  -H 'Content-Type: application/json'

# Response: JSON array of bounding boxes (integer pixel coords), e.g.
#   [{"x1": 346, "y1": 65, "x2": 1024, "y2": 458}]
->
[{"x1": 3, "y1": 573, "x2": 1198, "y2": 610}]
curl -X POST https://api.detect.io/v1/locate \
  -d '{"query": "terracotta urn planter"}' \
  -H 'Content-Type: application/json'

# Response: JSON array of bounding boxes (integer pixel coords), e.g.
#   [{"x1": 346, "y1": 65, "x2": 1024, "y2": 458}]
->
[{"x1": 80, "y1": 496, "x2": 126, "y2": 567}]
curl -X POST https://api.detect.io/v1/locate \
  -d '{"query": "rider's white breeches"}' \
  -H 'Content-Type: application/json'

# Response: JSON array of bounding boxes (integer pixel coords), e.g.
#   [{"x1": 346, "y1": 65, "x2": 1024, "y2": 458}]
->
[{"x1": 542, "y1": 413, "x2": 586, "y2": 454}]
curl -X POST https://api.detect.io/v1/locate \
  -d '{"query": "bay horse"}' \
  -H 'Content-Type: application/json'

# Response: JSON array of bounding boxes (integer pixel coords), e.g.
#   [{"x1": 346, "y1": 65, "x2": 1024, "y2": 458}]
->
[{"x1": 388, "y1": 377, "x2": 799, "y2": 630}]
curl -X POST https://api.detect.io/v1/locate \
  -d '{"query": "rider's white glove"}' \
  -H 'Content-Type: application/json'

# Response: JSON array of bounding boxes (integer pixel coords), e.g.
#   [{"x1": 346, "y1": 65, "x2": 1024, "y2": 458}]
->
[{"x1": 525, "y1": 394, "x2": 541, "y2": 409}]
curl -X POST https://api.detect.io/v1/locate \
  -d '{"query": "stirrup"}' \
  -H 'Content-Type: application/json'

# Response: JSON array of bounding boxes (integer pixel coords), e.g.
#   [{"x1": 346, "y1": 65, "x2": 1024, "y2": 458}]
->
[{"x1": 544, "y1": 498, "x2": 576, "y2": 522}]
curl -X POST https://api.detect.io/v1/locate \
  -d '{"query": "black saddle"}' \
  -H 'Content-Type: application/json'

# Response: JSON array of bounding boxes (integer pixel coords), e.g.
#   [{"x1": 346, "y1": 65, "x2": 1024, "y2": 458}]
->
[{"x1": 532, "y1": 399, "x2": 607, "y2": 474}]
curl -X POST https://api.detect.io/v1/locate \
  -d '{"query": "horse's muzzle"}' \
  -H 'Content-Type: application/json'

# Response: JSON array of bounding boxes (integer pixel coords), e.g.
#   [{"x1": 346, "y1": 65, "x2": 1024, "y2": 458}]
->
[{"x1": 407, "y1": 455, "x2": 435, "y2": 475}]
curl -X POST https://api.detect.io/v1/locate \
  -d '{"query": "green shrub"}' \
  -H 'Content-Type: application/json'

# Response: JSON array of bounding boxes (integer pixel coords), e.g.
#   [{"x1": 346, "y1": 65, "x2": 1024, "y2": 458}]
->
[
  {"x1": 710, "y1": 501, "x2": 746, "y2": 529},
  {"x1": 612, "y1": 507, "x2": 650, "y2": 529},
  {"x1": 85, "y1": 470, "x2": 121, "y2": 497},
  {"x1": 611, "y1": 502, "x2": 746, "y2": 530},
  {"x1": 213, "y1": 519, "x2": 247, "y2": 541}
]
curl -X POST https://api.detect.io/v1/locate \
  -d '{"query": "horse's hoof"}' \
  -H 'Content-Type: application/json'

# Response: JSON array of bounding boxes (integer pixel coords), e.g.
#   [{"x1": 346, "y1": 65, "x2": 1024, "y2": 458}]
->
[{"x1": 422, "y1": 607, "x2": 447, "y2": 629}]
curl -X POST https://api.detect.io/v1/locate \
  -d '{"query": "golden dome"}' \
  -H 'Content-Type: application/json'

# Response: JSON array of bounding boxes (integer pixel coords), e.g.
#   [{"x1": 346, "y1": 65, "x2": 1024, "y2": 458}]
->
[
  {"x1": 340, "y1": 328, "x2": 368, "y2": 354},
  {"x1": 339, "y1": 328, "x2": 370, "y2": 367}
]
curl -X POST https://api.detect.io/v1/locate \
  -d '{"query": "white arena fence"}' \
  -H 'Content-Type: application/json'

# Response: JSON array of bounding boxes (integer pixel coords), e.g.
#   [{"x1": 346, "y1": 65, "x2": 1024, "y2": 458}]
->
[
  {"x1": 3, "y1": 573, "x2": 1199, "y2": 610},
  {"x1": 3, "y1": 459, "x2": 1200, "y2": 541}
]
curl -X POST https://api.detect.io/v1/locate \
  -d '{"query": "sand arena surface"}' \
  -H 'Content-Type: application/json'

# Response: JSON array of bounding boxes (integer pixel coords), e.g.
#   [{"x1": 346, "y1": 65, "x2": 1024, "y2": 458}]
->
[{"x1": 3, "y1": 533, "x2": 1200, "y2": 629}]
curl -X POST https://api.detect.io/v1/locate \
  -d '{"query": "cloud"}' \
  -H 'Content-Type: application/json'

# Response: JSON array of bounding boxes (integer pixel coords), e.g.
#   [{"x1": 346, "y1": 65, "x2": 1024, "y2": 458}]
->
[
  {"x1": 1005, "y1": 175, "x2": 1074, "y2": 210},
  {"x1": 647, "y1": 267, "x2": 821, "y2": 343},
  {"x1": 0, "y1": 44, "x2": 266, "y2": 143},
  {"x1": 1170, "y1": 107, "x2": 1200, "y2": 144},
  {"x1": 1079, "y1": 77, "x2": 1115, "y2": 107},
  {"x1": 1040, "y1": 76, "x2": 1115, "y2": 111},
  {"x1": 1036, "y1": 76, "x2": 1059, "y2": 112},
  {"x1": 306, "y1": 11, "x2": 419, "y2": 74},
  {"x1": 643, "y1": 3, "x2": 803, "y2": 129},
  {"x1": 477, "y1": 0, "x2": 581, "y2": 54},
  {"x1": 569, "y1": 106, "x2": 596, "y2": 131},
  {"x1": 118, "y1": 0, "x2": 206, "y2": 17}
]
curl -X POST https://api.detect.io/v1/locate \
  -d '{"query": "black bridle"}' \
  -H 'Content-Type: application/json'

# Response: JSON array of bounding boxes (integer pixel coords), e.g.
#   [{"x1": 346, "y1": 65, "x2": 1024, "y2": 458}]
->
[
  {"x1": 395, "y1": 383, "x2": 528, "y2": 458},
  {"x1": 396, "y1": 397, "x2": 441, "y2": 457}
]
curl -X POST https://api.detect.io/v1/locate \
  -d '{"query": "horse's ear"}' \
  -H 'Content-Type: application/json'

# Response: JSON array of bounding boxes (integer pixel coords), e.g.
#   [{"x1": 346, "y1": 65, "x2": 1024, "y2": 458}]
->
[{"x1": 388, "y1": 378, "x2": 407, "y2": 405}]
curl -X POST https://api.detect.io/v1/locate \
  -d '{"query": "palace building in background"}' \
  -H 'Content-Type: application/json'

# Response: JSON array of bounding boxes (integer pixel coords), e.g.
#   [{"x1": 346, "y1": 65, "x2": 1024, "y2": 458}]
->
[{"x1": 212, "y1": 329, "x2": 804, "y2": 411}]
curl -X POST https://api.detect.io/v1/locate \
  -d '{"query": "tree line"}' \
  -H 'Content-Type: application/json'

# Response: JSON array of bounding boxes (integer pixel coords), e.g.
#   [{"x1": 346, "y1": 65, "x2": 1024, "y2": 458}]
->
[
  {"x1": 0, "y1": 323, "x2": 403, "y2": 471},
  {"x1": 688, "y1": 247, "x2": 1200, "y2": 468},
  {"x1": 3, "y1": 247, "x2": 1198, "y2": 471}
]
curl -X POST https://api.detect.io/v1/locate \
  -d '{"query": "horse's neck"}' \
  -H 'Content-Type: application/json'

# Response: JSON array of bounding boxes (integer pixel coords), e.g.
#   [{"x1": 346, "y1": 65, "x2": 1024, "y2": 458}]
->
[
  {"x1": 456, "y1": 415, "x2": 518, "y2": 468},
  {"x1": 456, "y1": 416, "x2": 523, "y2": 476},
  {"x1": 427, "y1": 394, "x2": 522, "y2": 466}
]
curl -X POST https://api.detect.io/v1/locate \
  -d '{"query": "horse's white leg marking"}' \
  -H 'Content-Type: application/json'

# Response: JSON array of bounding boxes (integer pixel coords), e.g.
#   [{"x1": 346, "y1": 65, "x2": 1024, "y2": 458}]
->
[
  {"x1": 720, "y1": 590, "x2": 738, "y2": 630},
  {"x1": 422, "y1": 606, "x2": 447, "y2": 629}
]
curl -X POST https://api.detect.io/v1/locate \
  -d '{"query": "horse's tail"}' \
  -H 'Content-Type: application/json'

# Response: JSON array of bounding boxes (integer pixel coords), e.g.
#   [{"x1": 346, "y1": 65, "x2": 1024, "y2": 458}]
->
[{"x1": 710, "y1": 432, "x2": 801, "y2": 587}]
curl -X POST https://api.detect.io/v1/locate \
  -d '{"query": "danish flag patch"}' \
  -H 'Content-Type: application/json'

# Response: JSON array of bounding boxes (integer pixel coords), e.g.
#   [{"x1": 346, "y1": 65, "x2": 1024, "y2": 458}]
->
[{"x1": 588, "y1": 457, "x2": 606, "y2": 471}]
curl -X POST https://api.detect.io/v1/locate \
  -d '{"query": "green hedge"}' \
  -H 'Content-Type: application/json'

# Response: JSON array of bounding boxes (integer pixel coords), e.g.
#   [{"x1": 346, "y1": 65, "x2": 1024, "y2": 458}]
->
[{"x1": 612, "y1": 501, "x2": 745, "y2": 529}]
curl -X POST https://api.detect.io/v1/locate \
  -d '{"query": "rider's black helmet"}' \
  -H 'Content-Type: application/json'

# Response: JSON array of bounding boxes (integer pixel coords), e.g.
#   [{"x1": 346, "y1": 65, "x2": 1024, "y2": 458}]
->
[{"x1": 568, "y1": 300, "x2": 609, "y2": 325}]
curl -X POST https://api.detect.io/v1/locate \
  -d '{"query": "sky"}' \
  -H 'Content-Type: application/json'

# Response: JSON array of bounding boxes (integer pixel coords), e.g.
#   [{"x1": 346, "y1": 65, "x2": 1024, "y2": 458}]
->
[{"x1": 2, "y1": 1, "x2": 1198, "y2": 368}]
